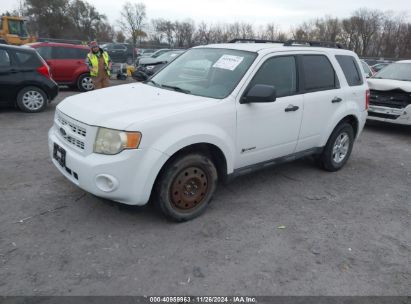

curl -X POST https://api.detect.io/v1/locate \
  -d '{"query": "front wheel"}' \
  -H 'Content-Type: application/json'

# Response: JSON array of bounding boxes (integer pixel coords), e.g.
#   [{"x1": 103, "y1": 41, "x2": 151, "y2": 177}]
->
[
  {"x1": 318, "y1": 122, "x2": 354, "y2": 172},
  {"x1": 77, "y1": 74, "x2": 94, "y2": 92},
  {"x1": 153, "y1": 154, "x2": 218, "y2": 222}
]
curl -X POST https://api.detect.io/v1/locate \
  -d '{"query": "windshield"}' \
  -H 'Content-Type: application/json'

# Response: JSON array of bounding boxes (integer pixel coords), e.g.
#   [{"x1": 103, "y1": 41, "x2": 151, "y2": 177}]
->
[
  {"x1": 374, "y1": 63, "x2": 411, "y2": 81},
  {"x1": 149, "y1": 48, "x2": 257, "y2": 99},
  {"x1": 8, "y1": 20, "x2": 28, "y2": 37}
]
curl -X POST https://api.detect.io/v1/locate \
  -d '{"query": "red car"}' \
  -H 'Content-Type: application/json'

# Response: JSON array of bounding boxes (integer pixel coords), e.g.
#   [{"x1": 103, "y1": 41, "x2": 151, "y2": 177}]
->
[{"x1": 27, "y1": 42, "x2": 93, "y2": 91}]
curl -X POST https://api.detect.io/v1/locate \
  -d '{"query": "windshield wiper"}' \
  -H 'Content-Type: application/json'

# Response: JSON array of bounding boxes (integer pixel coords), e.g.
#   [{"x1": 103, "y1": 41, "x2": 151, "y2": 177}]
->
[
  {"x1": 144, "y1": 79, "x2": 161, "y2": 87},
  {"x1": 161, "y1": 84, "x2": 191, "y2": 94}
]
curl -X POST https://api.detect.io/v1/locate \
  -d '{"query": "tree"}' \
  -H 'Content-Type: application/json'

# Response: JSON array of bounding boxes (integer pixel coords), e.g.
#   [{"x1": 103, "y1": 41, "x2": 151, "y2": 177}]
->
[
  {"x1": 68, "y1": 0, "x2": 106, "y2": 40},
  {"x1": 95, "y1": 21, "x2": 115, "y2": 43},
  {"x1": 118, "y1": 1, "x2": 146, "y2": 52},
  {"x1": 116, "y1": 31, "x2": 126, "y2": 43},
  {"x1": 25, "y1": 0, "x2": 73, "y2": 38}
]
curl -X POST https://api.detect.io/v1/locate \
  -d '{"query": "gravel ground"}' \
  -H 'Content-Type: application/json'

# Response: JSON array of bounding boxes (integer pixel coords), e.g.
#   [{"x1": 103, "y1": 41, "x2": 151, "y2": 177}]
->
[{"x1": 0, "y1": 81, "x2": 410, "y2": 296}]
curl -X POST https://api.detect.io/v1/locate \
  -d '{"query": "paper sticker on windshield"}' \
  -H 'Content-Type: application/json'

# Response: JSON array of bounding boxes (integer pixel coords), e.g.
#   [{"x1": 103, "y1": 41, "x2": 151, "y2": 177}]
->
[{"x1": 213, "y1": 55, "x2": 244, "y2": 71}]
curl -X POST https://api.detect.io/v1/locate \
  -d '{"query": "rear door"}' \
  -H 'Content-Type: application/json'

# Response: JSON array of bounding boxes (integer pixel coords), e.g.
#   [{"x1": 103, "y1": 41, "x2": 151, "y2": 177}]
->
[
  {"x1": 50, "y1": 46, "x2": 84, "y2": 83},
  {"x1": 296, "y1": 53, "x2": 345, "y2": 151}
]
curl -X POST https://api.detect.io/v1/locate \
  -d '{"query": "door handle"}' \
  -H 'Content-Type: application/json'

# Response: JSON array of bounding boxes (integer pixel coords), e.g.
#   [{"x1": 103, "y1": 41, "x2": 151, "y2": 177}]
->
[
  {"x1": 332, "y1": 97, "x2": 343, "y2": 103},
  {"x1": 285, "y1": 104, "x2": 299, "y2": 112}
]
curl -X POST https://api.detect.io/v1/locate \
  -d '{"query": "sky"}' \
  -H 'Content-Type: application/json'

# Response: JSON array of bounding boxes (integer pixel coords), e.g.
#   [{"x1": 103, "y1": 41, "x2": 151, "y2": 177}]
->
[{"x1": 2, "y1": 0, "x2": 411, "y2": 31}]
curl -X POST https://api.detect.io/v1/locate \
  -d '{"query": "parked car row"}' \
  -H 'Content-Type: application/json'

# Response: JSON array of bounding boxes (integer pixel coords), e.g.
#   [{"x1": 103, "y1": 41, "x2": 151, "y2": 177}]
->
[
  {"x1": 0, "y1": 44, "x2": 58, "y2": 112},
  {"x1": 1, "y1": 40, "x2": 410, "y2": 128},
  {"x1": 26, "y1": 42, "x2": 93, "y2": 92},
  {"x1": 132, "y1": 49, "x2": 185, "y2": 81}
]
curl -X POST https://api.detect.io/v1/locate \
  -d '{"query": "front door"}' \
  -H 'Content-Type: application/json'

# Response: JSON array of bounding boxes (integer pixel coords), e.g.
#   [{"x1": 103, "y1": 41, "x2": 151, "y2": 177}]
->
[{"x1": 236, "y1": 55, "x2": 303, "y2": 168}]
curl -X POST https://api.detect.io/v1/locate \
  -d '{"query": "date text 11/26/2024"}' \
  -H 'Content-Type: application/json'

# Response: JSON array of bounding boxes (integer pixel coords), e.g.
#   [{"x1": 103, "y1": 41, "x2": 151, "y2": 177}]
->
[{"x1": 149, "y1": 296, "x2": 257, "y2": 303}]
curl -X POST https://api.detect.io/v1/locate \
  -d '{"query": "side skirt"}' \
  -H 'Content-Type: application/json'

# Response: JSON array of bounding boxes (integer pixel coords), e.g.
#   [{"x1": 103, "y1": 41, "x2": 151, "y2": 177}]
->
[{"x1": 226, "y1": 147, "x2": 324, "y2": 182}]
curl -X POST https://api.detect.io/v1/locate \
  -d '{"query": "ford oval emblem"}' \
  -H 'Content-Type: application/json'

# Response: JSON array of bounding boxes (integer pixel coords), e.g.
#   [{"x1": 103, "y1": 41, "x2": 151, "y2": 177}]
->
[{"x1": 59, "y1": 127, "x2": 67, "y2": 136}]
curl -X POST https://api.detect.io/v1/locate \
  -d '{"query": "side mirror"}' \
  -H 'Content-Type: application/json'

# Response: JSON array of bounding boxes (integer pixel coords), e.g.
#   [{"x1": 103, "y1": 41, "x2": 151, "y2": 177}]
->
[{"x1": 241, "y1": 84, "x2": 277, "y2": 104}]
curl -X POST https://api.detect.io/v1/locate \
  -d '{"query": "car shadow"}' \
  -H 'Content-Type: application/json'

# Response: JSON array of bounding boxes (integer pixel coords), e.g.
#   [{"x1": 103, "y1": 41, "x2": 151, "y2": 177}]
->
[{"x1": 365, "y1": 120, "x2": 411, "y2": 136}]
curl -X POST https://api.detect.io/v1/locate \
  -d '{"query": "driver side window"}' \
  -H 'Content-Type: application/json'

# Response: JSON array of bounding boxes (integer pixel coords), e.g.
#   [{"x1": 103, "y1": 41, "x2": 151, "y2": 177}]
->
[{"x1": 249, "y1": 56, "x2": 297, "y2": 98}]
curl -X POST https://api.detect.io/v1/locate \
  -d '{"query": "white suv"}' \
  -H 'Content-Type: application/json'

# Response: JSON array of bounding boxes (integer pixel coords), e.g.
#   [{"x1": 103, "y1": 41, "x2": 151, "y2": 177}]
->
[{"x1": 48, "y1": 41, "x2": 368, "y2": 221}]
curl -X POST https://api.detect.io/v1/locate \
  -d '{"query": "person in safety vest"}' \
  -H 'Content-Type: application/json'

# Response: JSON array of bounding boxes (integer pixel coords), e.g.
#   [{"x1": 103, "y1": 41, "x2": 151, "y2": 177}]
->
[{"x1": 86, "y1": 41, "x2": 112, "y2": 89}]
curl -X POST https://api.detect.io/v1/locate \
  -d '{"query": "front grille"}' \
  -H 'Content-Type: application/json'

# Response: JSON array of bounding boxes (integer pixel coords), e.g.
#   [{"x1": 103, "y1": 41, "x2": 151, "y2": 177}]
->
[
  {"x1": 369, "y1": 89, "x2": 411, "y2": 109},
  {"x1": 66, "y1": 136, "x2": 85, "y2": 149},
  {"x1": 55, "y1": 111, "x2": 88, "y2": 151},
  {"x1": 56, "y1": 113, "x2": 87, "y2": 137}
]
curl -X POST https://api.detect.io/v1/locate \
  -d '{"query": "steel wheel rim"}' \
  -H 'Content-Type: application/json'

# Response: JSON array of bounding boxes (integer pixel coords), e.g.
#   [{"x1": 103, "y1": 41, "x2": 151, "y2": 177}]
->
[
  {"x1": 332, "y1": 132, "x2": 350, "y2": 163},
  {"x1": 22, "y1": 90, "x2": 44, "y2": 110},
  {"x1": 82, "y1": 77, "x2": 94, "y2": 90},
  {"x1": 170, "y1": 166, "x2": 209, "y2": 211}
]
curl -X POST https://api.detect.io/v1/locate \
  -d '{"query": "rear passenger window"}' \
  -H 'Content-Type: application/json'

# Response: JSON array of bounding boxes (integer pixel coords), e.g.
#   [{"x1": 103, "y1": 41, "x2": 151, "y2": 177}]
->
[
  {"x1": 302, "y1": 55, "x2": 338, "y2": 92},
  {"x1": 52, "y1": 47, "x2": 87, "y2": 59},
  {"x1": 37, "y1": 46, "x2": 52, "y2": 60},
  {"x1": 15, "y1": 51, "x2": 41, "y2": 68},
  {"x1": 0, "y1": 49, "x2": 11, "y2": 67},
  {"x1": 78, "y1": 49, "x2": 89, "y2": 58},
  {"x1": 249, "y1": 56, "x2": 297, "y2": 98},
  {"x1": 336, "y1": 55, "x2": 363, "y2": 86}
]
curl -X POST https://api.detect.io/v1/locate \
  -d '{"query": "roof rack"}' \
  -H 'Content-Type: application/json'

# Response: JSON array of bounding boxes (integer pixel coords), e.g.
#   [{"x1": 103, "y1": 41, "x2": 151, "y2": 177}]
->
[
  {"x1": 284, "y1": 40, "x2": 345, "y2": 49},
  {"x1": 228, "y1": 38, "x2": 284, "y2": 44}
]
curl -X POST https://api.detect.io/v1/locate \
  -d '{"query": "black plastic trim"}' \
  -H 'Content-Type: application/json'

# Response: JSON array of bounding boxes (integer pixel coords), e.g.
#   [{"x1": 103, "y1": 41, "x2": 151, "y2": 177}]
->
[{"x1": 226, "y1": 147, "x2": 323, "y2": 182}]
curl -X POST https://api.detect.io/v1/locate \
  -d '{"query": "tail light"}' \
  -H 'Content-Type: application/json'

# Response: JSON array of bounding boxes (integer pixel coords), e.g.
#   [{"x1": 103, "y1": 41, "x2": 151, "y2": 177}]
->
[
  {"x1": 37, "y1": 63, "x2": 51, "y2": 79},
  {"x1": 365, "y1": 89, "x2": 370, "y2": 110}
]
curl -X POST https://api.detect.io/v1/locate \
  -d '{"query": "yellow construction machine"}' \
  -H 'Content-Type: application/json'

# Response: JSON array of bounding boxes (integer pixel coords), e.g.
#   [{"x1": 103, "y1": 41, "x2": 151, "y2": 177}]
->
[{"x1": 0, "y1": 15, "x2": 36, "y2": 45}]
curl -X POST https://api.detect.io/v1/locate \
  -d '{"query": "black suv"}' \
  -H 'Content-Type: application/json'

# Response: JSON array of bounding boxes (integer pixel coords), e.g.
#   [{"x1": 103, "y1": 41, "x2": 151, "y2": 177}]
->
[
  {"x1": 101, "y1": 43, "x2": 136, "y2": 64},
  {"x1": 0, "y1": 44, "x2": 58, "y2": 112}
]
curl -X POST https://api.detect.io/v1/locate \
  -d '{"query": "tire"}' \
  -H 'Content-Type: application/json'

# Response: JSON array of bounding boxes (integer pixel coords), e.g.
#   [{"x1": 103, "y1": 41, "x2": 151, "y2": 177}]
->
[
  {"x1": 153, "y1": 153, "x2": 218, "y2": 222},
  {"x1": 16, "y1": 86, "x2": 48, "y2": 113},
  {"x1": 77, "y1": 74, "x2": 94, "y2": 92},
  {"x1": 318, "y1": 122, "x2": 354, "y2": 172}
]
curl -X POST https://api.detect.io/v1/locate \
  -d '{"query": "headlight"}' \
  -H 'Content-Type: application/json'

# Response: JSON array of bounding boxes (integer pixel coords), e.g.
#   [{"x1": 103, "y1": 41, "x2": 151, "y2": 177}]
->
[{"x1": 94, "y1": 128, "x2": 142, "y2": 155}]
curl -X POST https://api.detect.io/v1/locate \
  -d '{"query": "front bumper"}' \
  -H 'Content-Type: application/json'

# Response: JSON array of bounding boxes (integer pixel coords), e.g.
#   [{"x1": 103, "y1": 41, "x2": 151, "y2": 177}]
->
[
  {"x1": 45, "y1": 79, "x2": 59, "y2": 102},
  {"x1": 48, "y1": 126, "x2": 168, "y2": 206},
  {"x1": 368, "y1": 104, "x2": 411, "y2": 125}
]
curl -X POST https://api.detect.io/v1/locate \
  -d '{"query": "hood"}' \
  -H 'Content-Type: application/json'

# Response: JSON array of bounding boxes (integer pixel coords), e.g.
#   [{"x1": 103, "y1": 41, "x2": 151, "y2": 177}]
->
[
  {"x1": 57, "y1": 83, "x2": 215, "y2": 130},
  {"x1": 138, "y1": 57, "x2": 168, "y2": 65},
  {"x1": 367, "y1": 78, "x2": 411, "y2": 92}
]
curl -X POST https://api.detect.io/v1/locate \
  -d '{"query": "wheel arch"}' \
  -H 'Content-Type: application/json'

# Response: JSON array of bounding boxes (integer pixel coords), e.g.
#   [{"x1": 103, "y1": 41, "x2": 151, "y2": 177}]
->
[
  {"x1": 146, "y1": 142, "x2": 230, "y2": 205},
  {"x1": 321, "y1": 113, "x2": 360, "y2": 146}
]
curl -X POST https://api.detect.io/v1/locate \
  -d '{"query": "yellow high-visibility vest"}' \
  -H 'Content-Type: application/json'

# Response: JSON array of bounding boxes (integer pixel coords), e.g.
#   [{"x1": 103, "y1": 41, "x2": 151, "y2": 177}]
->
[{"x1": 87, "y1": 51, "x2": 111, "y2": 77}]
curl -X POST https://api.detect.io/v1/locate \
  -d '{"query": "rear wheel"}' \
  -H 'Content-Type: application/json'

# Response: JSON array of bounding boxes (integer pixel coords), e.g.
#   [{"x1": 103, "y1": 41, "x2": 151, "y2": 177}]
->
[
  {"x1": 16, "y1": 86, "x2": 47, "y2": 113},
  {"x1": 154, "y1": 153, "x2": 218, "y2": 222},
  {"x1": 318, "y1": 122, "x2": 354, "y2": 171},
  {"x1": 77, "y1": 74, "x2": 94, "y2": 92}
]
